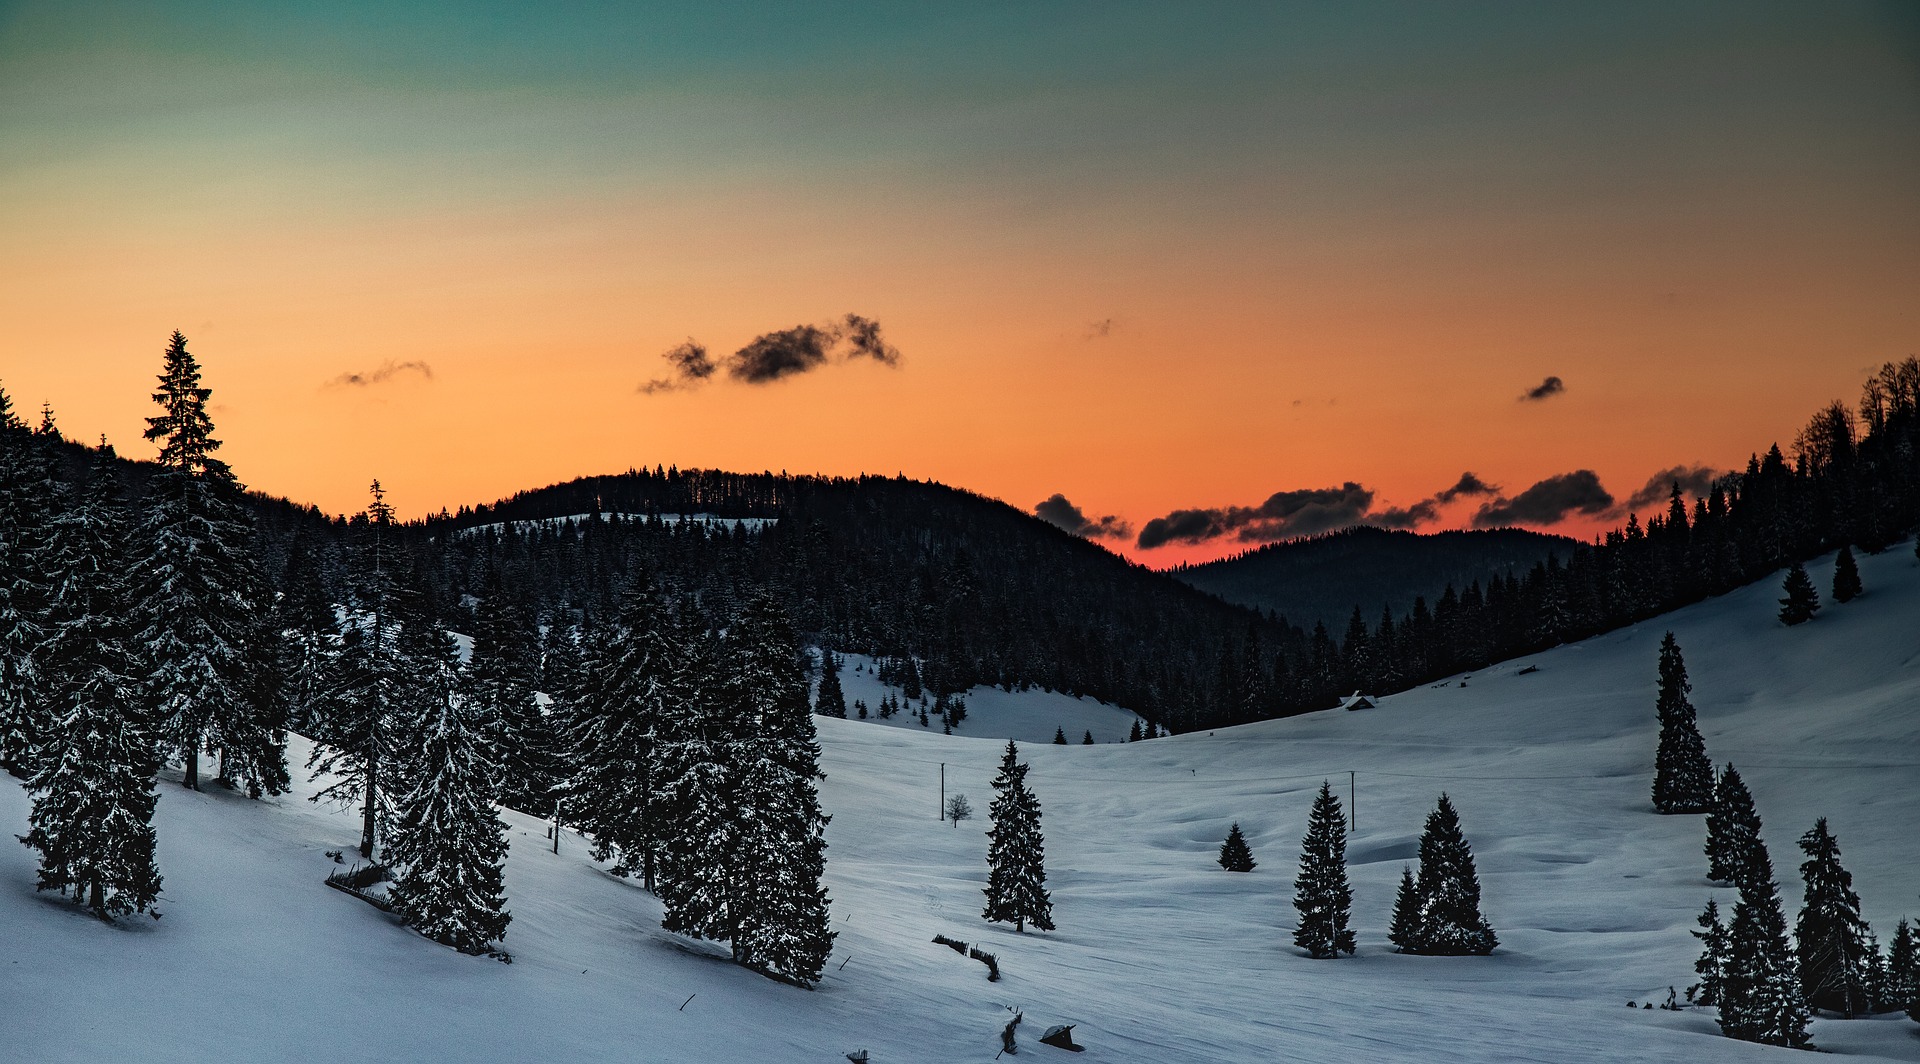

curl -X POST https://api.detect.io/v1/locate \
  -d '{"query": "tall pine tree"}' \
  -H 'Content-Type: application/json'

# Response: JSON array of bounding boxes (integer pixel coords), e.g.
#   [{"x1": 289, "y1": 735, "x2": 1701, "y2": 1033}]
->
[
  {"x1": 385, "y1": 680, "x2": 510, "y2": 956},
  {"x1": 1795, "y1": 818, "x2": 1874, "y2": 1017},
  {"x1": 1651, "y1": 632, "x2": 1713, "y2": 813},
  {"x1": 1706, "y1": 764, "x2": 1763, "y2": 885},
  {"x1": 1691, "y1": 898, "x2": 1730, "y2": 1007},
  {"x1": 813, "y1": 649, "x2": 846, "y2": 719},
  {"x1": 21, "y1": 446, "x2": 162, "y2": 920},
  {"x1": 725, "y1": 594, "x2": 835, "y2": 985},
  {"x1": 1291, "y1": 782, "x2": 1355, "y2": 958},
  {"x1": 982, "y1": 740, "x2": 1053, "y2": 932},
  {"x1": 132, "y1": 331, "x2": 281, "y2": 793},
  {"x1": 466, "y1": 581, "x2": 553, "y2": 816},
  {"x1": 1719, "y1": 835, "x2": 1812, "y2": 1048},
  {"x1": 0, "y1": 387, "x2": 57, "y2": 776},
  {"x1": 1883, "y1": 918, "x2": 1917, "y2": 1017},
  {"x1": 655, "y1": 612, "x2": 740, "y2": 945}
]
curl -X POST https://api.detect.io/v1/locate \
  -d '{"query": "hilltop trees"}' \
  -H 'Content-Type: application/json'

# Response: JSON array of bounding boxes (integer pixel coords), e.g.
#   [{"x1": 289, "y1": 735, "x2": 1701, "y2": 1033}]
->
[
  {"x1": 983, "y1": 741, "x2": 1053, "y2": 933},
  {"x1": 1651, "y1": 633, "x2": 1713, "y2": 814},
  {"x1": 1291, "y1": 783, "x2": 1355, "y2": 958},
  {"x1": 1390, "y1": 794, "x2": 1496, "y2": 955},
  {"x1": 20, "y1": 448, "x2": 162, "y2": 920},
  {"x1": 133, "y1": 331, "x2": 283, "y2": 794},
  {"x1": 1795, "y1": 819, "x2": 1874, "y2": 1017}
]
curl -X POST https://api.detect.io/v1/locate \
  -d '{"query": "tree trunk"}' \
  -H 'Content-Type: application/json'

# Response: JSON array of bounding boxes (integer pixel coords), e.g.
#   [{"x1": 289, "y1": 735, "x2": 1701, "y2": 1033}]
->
[
  {"x1": 183, "y1": 744, "x2": 200, "y2": 791},
  {"x1": 360, "y1": 766, "x2": 378, "y2": 859}
]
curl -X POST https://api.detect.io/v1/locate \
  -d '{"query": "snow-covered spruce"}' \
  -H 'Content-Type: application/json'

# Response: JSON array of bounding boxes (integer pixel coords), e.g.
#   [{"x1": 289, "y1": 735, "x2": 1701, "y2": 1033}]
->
[
  {"x1": 466, "y1": 576, "x2": 556, "y2": 819},
  {"x1": 724, "y1": 594, "x2": 834, "y2": 986},
  {"x1": 1389, "y1": 793, "x2": 1495, "y2": 955},
  {"x1": 1777, "y1": 561, "x2": 1820, "y2": 626},
  {"x1": 1291, "y1": 782, "x2": 1355, "y2": 958},
  {"x1": 982, "y1": 740, "x2": 1053, "y2": 933},
  {"x1": 0, "y1": 386, "x2": 60, "y2": 777},
  {"x1": 20, "y1": 446, "x2": 162, "y2": 920},
  {"x1": 1704, "y1": 763, "x2": 1761, "y2": 886},
  {"x1": 1718, "y1": 833, "x2": 1812, "y2": 1048},
  {"x1": 813, "y1": 648, "x2": 846, "y2": 719},
  {"x1": 132, "y1": 331, "x2": 285, "y2": 796},
  {"x1": 384, "y1": 672, "x2": 510, "y2": 957},
  {"x1": 653, "y1": 613, "x2": 737, "y2": 951},
  {"x1": 1689, "y1": 898, "x2": 1729, "y2": 1008},
  {"x1": 1794, "y1": 817, "x2": 1875, "y2": 1017},
  {"x1": 1650, "y1": 632, "x2": 1712, "y2": 814}
]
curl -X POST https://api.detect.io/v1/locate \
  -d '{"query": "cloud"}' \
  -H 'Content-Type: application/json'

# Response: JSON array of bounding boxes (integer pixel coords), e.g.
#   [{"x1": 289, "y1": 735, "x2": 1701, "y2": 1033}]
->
[
  {"x1": 840, "y1": 313, "x2": 901, "y2": 365},
  {"x1": 729, "y1": 324, "x2": 836, "y2": 384},
  {"x1": 329, "y1": 360, "x2": 433, "y2": 388},
  {"x1": 1472, "y1": 470, "x2": 1614, "y2": 528},
  {"x1": 1085, "y1": 318, "x2": 1116, "y2": 340},
  {"x1": 639, "y1": 339, "x2": 716, "y2": 394},
  {"x1": 1436, "y1": 471, "x2": 1499, "y2": 502},
  {"x1": 1520, "y1": 375, "x2": 1566, "y2": 402},
  {"x1": 1618, "y1": 464, "x2": 1724, "y2": 513},
  {"x1": 1034, "y1": 493, "x2": 1132, "y2": 540},
  {"x1": 1137, "y1": 483, "x2": 1377, "y2": 549}
]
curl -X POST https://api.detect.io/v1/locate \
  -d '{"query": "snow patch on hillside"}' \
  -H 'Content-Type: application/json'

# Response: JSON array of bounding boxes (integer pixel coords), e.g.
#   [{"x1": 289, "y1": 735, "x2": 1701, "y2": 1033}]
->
[{"x1": 822, "y1": 652, "x2": 1145, "y2": 745}]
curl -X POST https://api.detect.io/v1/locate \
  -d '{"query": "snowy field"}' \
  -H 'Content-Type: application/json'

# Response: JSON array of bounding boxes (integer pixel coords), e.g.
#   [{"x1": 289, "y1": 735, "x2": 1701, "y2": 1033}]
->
[
  {"x1": 827, "y1": 653, "x2": 1145, "y2": 746},
  {"x1": 4, "y1": 546, "x2": 1918, "y2": 1063}
]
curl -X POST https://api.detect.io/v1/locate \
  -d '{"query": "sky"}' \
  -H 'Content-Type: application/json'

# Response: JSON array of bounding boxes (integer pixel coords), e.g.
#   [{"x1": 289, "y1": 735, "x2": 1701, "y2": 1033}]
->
[{"x1": 2, "y1": 1, "x2": 1916, "y2": 566}]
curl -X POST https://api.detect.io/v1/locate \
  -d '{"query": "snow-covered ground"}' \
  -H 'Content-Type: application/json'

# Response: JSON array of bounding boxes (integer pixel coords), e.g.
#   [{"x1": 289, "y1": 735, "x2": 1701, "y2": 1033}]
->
[
  {"x1": 825, "y1": 652, "x2": 1145, "y2": 745},
  {"x1": 5, "y1": 546, "x2": 1919, "y2": 1062}
]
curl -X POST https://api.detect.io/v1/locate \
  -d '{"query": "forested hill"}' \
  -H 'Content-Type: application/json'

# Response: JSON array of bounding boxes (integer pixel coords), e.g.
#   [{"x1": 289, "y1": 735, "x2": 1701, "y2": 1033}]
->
[
  {"x1": 1172, "y1": 526, "x2": 1577, "y2": 628},
  {"x1": 410, "y1": 470, "x2": 1306, "y2": 731}
]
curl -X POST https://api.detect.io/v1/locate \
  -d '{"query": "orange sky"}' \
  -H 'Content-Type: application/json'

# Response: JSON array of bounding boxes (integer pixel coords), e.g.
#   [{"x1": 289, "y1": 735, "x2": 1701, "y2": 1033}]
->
[{"x1": 3, "y1": 3, "x2": 1916, "y2": 565}]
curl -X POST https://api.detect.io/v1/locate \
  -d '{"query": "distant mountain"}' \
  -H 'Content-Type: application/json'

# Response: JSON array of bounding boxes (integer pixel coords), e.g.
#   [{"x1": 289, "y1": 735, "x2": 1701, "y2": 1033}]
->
[{"x1": 1171, "y1": 526, "x2": 1579, "y2": 628}]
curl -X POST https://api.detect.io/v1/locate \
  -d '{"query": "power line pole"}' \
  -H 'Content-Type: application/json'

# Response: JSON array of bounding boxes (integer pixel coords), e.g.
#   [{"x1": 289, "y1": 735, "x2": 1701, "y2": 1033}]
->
[
  {"x1": 1350, "y1": 770, "x2": 1357, "y2": 833},
  {"x1": 940, "y1": 762, "x2": 946, "y2": 821}
]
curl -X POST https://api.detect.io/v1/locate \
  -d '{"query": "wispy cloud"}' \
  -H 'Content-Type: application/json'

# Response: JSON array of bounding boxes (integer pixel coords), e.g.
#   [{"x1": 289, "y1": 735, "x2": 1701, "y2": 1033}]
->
[
  {"x1": 328, "y1": 360, "x2": 434, "y2": 388},
  {"x1": 1519, "y1": 375, "x2": 1566, "y2": 402}
]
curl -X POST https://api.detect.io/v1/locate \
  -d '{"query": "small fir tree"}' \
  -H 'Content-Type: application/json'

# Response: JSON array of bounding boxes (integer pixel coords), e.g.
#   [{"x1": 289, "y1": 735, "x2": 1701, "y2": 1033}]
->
[
  {"x1": 1777, "y1": 561, "x2": 1820, "y2": 625},
  {"x1": 1719, "y1": 836, "x2": 1812, "y2": 1048},
  {"x1": 1128, "y1": 719, "x2": 1142, "y2": 742},
  {"x1": 813, "y1": 649, "x2": 846, "y2": 719},
  {"x1": 1052, "y1": 726, "x2": 1068, "y2": 745},
  {"x1": 21, "y1": 448, "x2": 162, "y2": 920},
  {"x1": 1795, "y1": 819, "x2": 1874, "y2": 1017},
  {"x1": 1291, "y1": 783, "x2": 1356, "y2": 958},
  {"x1": 1081, "y1": 730, "x2": 1094, "y2": 745},
  {"x1": 1387, "y1": 865, "x2": 1421, "y2": 952},
  {"x1": 1706, "y1": 764, "x2": 1763, "y2": 885},
  {"x1": 1691, "y1": 898, "x2": 1730, "y2": 1008},
  {"x1": 1218, "y1": 822, "x2": 1255, "y2": 872},
  {"x1": 385, "y1": 688, "x2": 511, "y2": 956},
  {"x1": 1830, "y1": 546, "x2": 1862, "y2": 603},
  {"x1": 982, "y1": 741, "x2": 1053, "y2": 932},
  {"x1": 1652, "y1": 633, "x2": 1714, "y2": 814},
  {"x1": 1882, "y1": 918, "x2": 1917, "y2": 1016}
]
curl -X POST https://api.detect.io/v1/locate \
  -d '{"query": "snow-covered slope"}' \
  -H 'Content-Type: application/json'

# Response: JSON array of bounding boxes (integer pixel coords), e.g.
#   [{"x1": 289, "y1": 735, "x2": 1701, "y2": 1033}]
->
[
  {"x1": 826, "y1": 652, "x2": 1145, "y2": 745},
  {"x1": 5, "y1": 547, "x2": 1919, "y2": 1063}
]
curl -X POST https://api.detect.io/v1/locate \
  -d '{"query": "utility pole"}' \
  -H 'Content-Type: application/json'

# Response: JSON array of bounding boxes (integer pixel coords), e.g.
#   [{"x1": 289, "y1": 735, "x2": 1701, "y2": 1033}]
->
[
  {"x1": 939, "y1": 763, "x2": 946, "y2": 821},
  {"x1": 1350, "y1": 770, "x2": 1357, "y2": 833}
]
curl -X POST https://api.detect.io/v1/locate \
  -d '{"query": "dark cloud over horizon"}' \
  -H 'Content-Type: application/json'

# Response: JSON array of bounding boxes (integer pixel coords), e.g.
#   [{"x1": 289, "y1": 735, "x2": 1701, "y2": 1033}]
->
[
  {"x1": 1034, "y1": 493, "x2": 1132, "y2": 540},
  {"x1": 641, "y1": 313, "x2": 903, "y2": 393},
  {"x1": 1136, "y1": 471, "x2": 1503, "y2": 547},
  {"x1": 328, "y1": 360, "x2": 433, "y2": 388},
  {"x1": 1472, "y1": 469, "x2": 1614, "y2": 527},
  {"x1": 1520, "y1": 375, "x2": 1566, "y2": 402},
  {"x1": 1618, "y1": 463, "x2": 1723, "y2": 513}
]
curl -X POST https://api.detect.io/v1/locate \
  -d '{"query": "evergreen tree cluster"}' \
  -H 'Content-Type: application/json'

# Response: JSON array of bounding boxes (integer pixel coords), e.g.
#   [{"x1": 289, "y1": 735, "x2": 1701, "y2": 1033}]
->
[{"x1": 1389, "y1": 794, "x2": 1497, "y2": 956}]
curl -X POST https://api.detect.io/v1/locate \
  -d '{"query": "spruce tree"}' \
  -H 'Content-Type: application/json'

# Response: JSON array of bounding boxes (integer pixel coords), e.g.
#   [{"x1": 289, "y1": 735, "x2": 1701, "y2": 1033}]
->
[
  {"x1": 1081, "y1": 730, "x2": 1094, "y2": 745},
  {"x1": 1719, "y1": 836, "x2": 1812, "y2": 1048},
  {"x1": 275, "y1": 536, "x2": 339, "y2": 737},
  {"x1": 982, "y1": 740, "x2": 1053, "y2": 932},
  {"x1": 0, "y1": 387, "x2": 56, "y2": 776},
  {"x1": 813, "y1": 649, "x2": 846, "y2": 719},
  {"x1": 1052, "y1": 726, "x2": 1068, "y2": 745},
  {"x1": 1652, "y1": 632, "x2": 1714, "y2": 814},
  {"x1": 1777, "y1": 561, "x2": 1820, "y2": 626},
  {"x1": 1128, "y1": 719, "x2": 1142, "y2": 742},
  {"x1": 655, "y1": 615, "x2": 741, "y2": 945},
  {"x1": 1830, "y1": 546, "x2": 1862, "y2": 603},
  {"x1": 1795, "y1": 818, "x2": 1874, "y2": 1017},
  {"x1": 1396, "y1": 794, "x2": 1496, "y2": 955},
  {"x1": 568, "y1": 574, "x2": 677, "y2": 890},
  {"x1": 1706, "y1": 764, "x2": 1763, "y2": 885},
  {"x1": 1883, "y1": 918, "x2": 1917, "y2": 1017},
  {"x1": 725, "y1": 594, "x2": 834, "y2": 985},
  {"x1": 132, "y1": 331, "x2": 281, "y2": 793},
  {"x1": 1218, "y1": 822, "x2": 1255, "y2": 872},
  {"x1": 1692, "y1": 898, "x2": 1730, "y2": 1008},
  {"x1": 466, "y1": 584, "x2": 553, "y2": 815},
  {"x1": 21, "y1": 447, "x2": 162, "y2": 920},
  {"x1": 385, "y1": 683, "x2": 510, "y2": 956},
  {"x1": 1387, "y1": 865, "x2": 1420, "y2": 952},
  {"x1": 1291, "y1": 783, "x2": 1356, "y2": 958}
]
